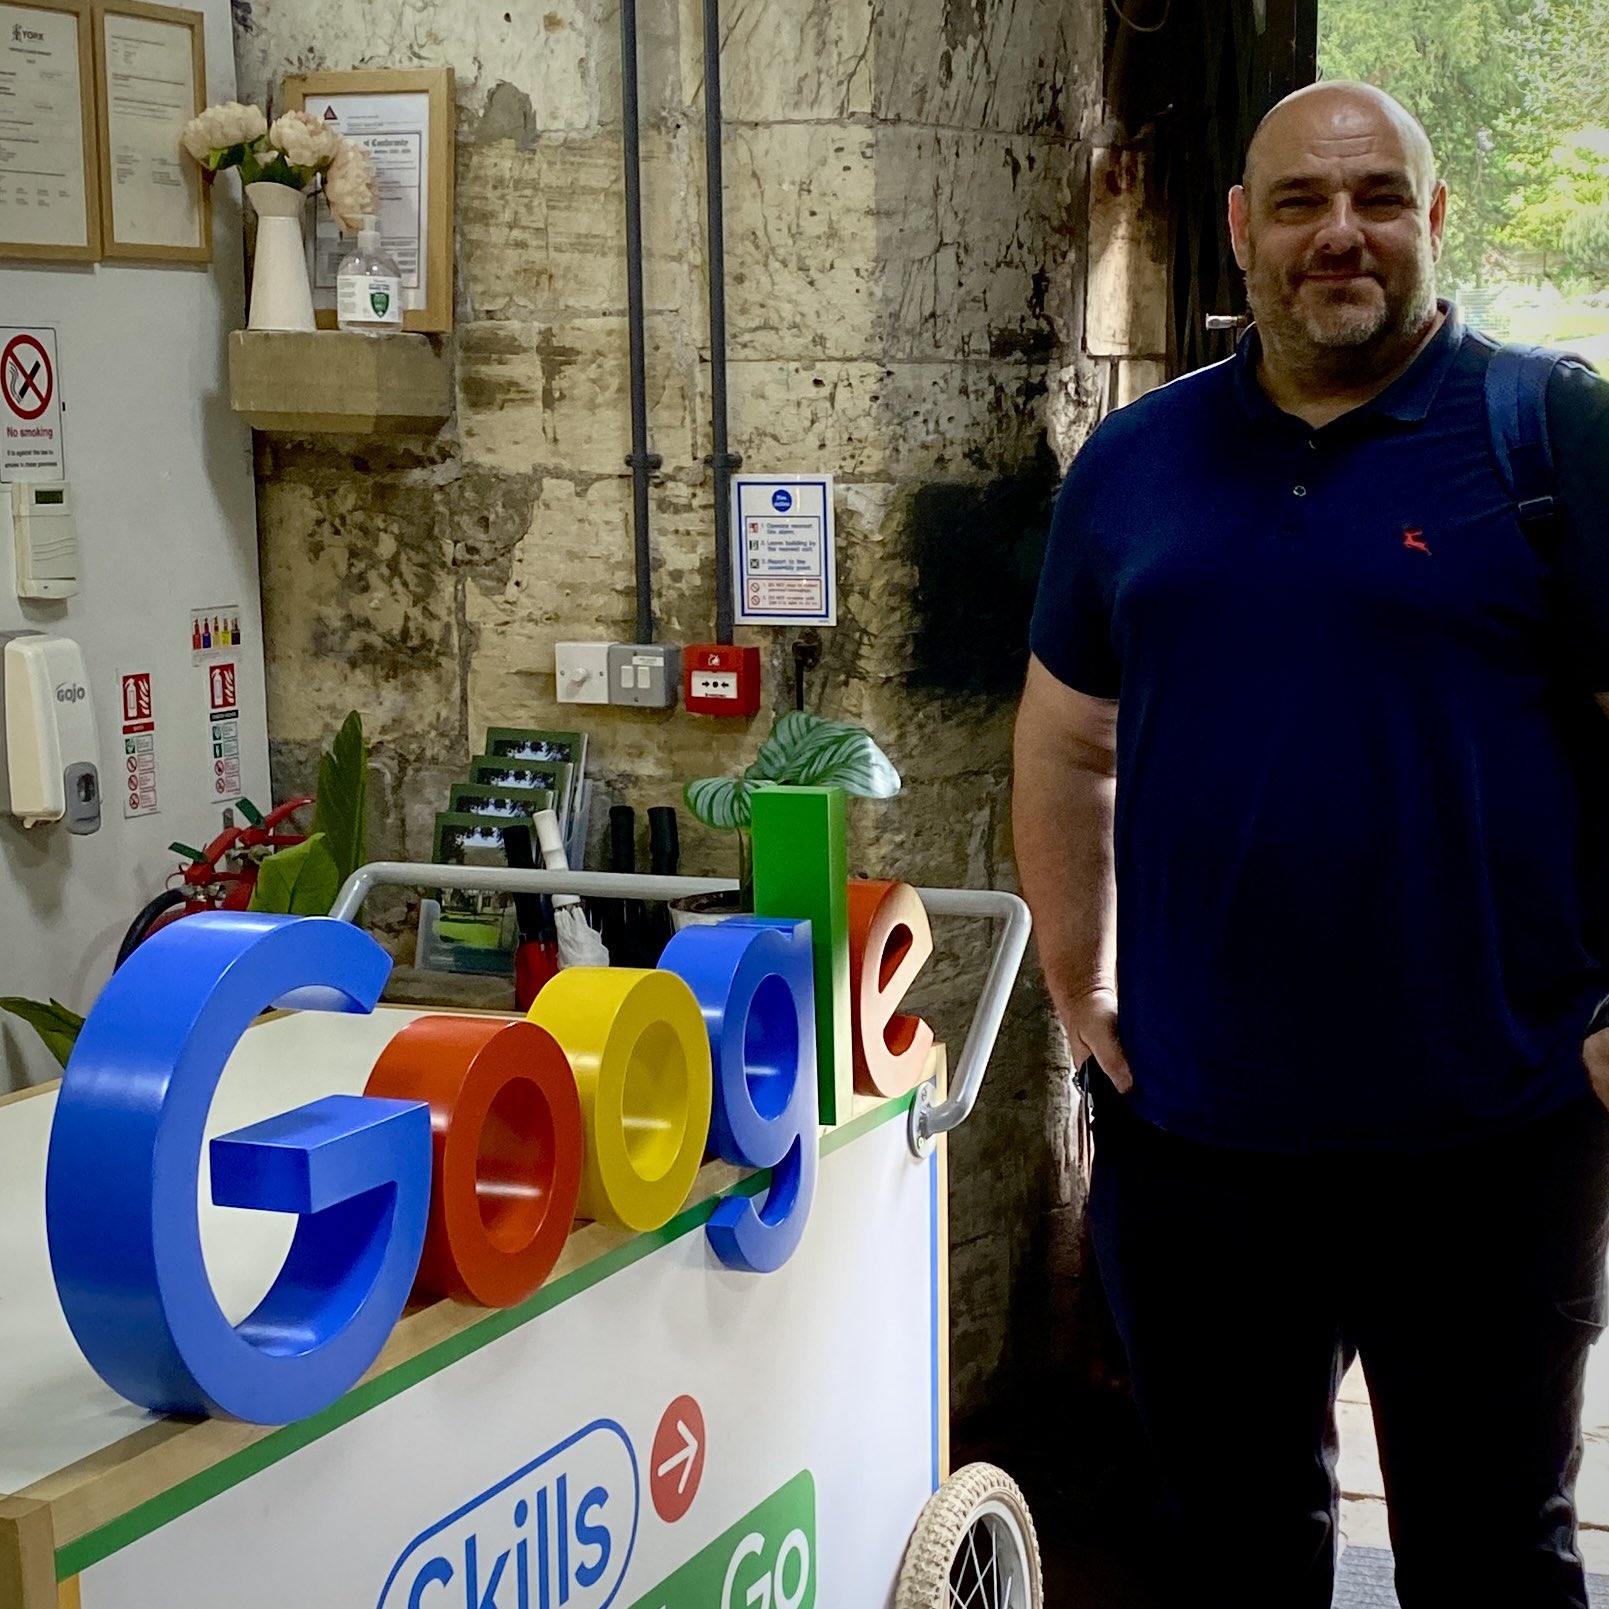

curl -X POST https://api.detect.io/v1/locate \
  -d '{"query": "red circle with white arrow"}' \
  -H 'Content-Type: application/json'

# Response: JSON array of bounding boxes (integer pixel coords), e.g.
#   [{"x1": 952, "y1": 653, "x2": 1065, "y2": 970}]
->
[{"x1": 650, "y1": 1394, "x2": 705, "y2": 1523}]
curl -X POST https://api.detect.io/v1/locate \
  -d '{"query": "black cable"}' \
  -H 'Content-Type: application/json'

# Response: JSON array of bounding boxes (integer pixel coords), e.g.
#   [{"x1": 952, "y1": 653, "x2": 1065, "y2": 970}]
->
[
  {"x1": 620, "y1": 0, "x2": 660, "y2": 644},
  {"x1": 1108, "y1": 0, "x2": 1170, "y2": 31},
  {"x1": 114, "y1": 890, "x2": 188, "y2": 970},
  {"x1": 702, "y1": 0, "x2": 740, "y2": 643}
]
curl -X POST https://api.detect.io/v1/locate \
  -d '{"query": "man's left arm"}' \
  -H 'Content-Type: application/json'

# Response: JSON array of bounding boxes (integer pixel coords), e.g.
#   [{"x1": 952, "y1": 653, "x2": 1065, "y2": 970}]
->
[
  {"x1": 1553, "y1": 361, "x2": 1609, "y2": 1097},
  {"x1": 1549, "y1": 358, "x2": 1609, "y2": 694}
]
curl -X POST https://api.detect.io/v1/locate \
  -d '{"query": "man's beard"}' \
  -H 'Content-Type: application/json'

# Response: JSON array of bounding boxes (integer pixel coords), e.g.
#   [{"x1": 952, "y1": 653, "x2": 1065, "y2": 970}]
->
[{"x1": 1246, "y1": 249, "x2": 1437, "y2": 374}]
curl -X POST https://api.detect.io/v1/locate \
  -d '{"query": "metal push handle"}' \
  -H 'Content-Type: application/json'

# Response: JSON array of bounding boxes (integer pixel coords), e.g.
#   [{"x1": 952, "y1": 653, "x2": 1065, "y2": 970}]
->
[
  {"x1": 903, "y1": 887, "x2": 1032, "y2": 1156},
  {"x1": 329, "y1": 863, "x2": 1031, "y2": 1157},
  {"x1": 329, "y1": 861, "x2": 739, "y2": 921}
]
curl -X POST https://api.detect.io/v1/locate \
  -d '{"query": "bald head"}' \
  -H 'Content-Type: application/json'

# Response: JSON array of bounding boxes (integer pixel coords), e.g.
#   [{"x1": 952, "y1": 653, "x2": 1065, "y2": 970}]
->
[
  {"x1": 1244, "y1": 82, "x2": 1437, "y2": 202},
  {"x1": 1228, "y1": 80, "x2": 1447, "y2": 390}
]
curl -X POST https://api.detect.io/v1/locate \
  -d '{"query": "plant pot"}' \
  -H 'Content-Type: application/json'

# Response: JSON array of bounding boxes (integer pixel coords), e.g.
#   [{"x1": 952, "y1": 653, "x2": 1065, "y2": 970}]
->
[
  {"x1": 668, "y1": 890, "x2": 747, "y2": 931},
  {"x1": 245, "y1": 181, "x2": 316, "y2": 333}
]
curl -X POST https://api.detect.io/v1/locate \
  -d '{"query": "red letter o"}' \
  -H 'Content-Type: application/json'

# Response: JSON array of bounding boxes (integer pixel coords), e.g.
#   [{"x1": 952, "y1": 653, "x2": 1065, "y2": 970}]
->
[{"x1": 366, "y1": 1016, "x2": 584, "y2": 1308}]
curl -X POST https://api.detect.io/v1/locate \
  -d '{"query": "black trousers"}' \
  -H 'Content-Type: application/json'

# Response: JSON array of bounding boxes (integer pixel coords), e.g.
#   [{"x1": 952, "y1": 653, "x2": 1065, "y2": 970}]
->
[{"x1": 1086, "y1": 1066, "x2": 1609, "y2": 1608}]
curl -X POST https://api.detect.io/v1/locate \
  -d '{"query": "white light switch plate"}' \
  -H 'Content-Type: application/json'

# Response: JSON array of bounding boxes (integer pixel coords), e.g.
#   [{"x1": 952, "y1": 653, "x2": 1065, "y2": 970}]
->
[{"x1": 554, "y1": 641, "x2": 612, "y2": 704}]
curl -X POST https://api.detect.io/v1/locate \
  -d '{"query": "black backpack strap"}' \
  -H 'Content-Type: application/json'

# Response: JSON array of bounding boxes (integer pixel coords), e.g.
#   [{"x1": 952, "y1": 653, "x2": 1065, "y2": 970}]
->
[{"x1": 1483, "y1": 342, "x2": 1576, "y2": 547}]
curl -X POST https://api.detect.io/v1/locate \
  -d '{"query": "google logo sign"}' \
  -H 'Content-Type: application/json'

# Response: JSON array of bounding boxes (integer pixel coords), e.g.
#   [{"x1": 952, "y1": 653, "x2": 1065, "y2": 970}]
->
[{"x1": 43, "y1": 788, "x2": 938, "y2": 1429}]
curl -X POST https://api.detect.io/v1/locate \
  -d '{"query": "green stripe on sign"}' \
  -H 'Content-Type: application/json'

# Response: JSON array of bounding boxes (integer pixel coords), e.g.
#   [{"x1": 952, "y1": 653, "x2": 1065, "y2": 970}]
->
[
  {"x1": 627, "y1": 1470, "x2": 817, "y2": 1609},
  {"x1": 56, "y1": 1089, "x2": 919, "y2": 1581}
]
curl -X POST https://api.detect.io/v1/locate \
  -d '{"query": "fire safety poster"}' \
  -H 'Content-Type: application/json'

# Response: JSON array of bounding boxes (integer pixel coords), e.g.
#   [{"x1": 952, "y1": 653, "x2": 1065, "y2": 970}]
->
[{"x1": 732, "y1": 475, "x2": 837, "y2": 627}]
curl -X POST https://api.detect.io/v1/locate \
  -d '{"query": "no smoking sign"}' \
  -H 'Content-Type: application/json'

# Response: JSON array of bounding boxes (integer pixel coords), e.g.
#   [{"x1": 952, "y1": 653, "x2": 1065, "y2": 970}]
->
[
  {"x1": 0, "y1": 325, "x2": 64, "y2": 480},
  {"x1": 4, "y1": 334, "x2": 52, "y2": 419}
]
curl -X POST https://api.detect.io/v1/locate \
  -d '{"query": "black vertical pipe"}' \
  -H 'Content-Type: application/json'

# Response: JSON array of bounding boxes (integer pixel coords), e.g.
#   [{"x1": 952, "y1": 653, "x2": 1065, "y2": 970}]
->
[
  {"x1": 620, "y1": 0, "x2": 659, "y2": 644},
  {"x1": 701, "y1": 0, "x2": 740, "y2": 643}
]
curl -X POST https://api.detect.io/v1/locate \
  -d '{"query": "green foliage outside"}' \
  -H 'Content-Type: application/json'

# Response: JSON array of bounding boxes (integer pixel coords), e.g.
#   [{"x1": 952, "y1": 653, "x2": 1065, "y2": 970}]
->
[
  {"x1": 1565, "y1": 203, "x2": 1609, "y2": 280},
  {"x1": 1320, "y1": 0, "x2": 1609, "y2": 367}
]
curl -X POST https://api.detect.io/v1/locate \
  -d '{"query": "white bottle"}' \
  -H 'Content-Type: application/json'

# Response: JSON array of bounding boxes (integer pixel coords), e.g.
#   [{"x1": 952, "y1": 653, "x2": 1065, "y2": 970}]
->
[{"x1": 336, "y1": 216, "x2": 404, "y2": 336}]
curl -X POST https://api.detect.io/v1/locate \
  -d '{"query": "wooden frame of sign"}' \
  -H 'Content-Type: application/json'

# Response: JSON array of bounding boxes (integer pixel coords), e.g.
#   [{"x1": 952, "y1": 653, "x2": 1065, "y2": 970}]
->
[
  {"x1": 279, "y1": 67, "x2": 454, "y2": 334},
  {"x1": 0, "y1": 0, "x2": 102, "y2": 261},
  {"x1": 91, "y1": 0, "x2": 209, "y2": 262}
]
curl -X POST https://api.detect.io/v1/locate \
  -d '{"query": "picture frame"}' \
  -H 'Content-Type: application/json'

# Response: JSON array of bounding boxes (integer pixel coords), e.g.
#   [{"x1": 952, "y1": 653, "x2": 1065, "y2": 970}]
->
[
  {"x1": 433, "y1": 810, "x2": 521, "y2": 869},
  {"x1": 483, "y1": 726, "x2": 587, "y2": 775},
  {"x1": 448, "y1": 782, "x2": 559, "y2": 822},
  {"x1": 279, "y1": 67, "x2": 454, "y2": 334},
  {"x1": 469, "y1": 755, "x2": 575, "y2": 826},
  {"x1": 0, "y1": 0, "x2": 101, "y2": 262},
  {"x1": 92, "y1": 0, "x2": 208, "y2": 262}
]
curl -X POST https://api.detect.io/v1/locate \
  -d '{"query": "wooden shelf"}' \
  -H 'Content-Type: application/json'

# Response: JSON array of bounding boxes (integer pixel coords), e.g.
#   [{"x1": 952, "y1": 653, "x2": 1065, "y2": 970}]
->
[{"x1": 227, "y1": 330, "x2": 452, "y2": 434}]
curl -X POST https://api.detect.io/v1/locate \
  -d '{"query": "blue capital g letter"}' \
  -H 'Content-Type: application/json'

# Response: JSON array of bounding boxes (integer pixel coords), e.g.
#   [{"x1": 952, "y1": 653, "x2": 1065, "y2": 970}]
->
[{"x1": 46, "y1": 912, "x2": 431, "y2": 1424}]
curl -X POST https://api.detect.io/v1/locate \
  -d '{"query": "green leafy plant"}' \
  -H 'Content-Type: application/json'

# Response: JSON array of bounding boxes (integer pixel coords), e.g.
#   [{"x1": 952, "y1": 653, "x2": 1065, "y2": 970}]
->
[
  {"x1": 249, "y1": 832, "x2": 343, "y2": 916},
  {"x1": 0, "y1": 997, "x2": 84, "y2": 1070},
  {"x1": 249, "y1": 711, "x2": 368, "y2": 916},
  {"x1": 684, "y1": 711, "x2": 900, "y2": 903}
]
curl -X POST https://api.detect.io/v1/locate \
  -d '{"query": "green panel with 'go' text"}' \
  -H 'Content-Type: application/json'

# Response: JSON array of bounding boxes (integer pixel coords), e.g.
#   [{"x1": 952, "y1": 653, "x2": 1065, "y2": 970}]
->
[{"x1": 628, "y1": 1469, "x2": 816, "y2": 1608}]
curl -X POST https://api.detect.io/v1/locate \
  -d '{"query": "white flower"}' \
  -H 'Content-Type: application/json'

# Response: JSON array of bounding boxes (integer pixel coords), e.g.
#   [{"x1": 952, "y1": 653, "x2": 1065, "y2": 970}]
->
[
  {"x1": 181, "y1": 101, "x2": 267, "y2": 161},
  {"x1": 322, "y1": 141, "x2": 377, "y2": 233},
  {"x1": 267, "y1": 109, "x2": 343, "y2": 173}
]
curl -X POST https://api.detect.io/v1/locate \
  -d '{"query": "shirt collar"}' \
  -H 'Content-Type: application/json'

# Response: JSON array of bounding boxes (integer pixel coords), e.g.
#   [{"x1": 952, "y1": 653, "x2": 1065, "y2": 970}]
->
[{"x1": 1232, "y1": 299, "x2": 1463, "y2": 427}]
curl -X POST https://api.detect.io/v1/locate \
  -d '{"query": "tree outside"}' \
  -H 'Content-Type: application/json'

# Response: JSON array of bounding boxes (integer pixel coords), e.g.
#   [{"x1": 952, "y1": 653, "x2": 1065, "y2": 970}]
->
[{"x1": 1319, "y1": 0, "x2": 1609, "y2": 371}]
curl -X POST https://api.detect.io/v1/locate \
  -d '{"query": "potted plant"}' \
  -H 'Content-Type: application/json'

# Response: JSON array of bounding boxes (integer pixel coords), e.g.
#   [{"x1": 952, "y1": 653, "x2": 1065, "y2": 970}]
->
[
  {"x1": 678, "y1": 711, "x2": 901, "y2": 924},
  {"x1": 181, "y1": 103, "x2": 377, "y2": 331}
]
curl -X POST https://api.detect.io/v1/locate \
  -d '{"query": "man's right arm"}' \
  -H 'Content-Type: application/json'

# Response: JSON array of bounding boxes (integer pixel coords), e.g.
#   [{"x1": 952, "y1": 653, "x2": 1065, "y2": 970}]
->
[{"x1": 1012, "y1": 653, "x2": 1131, "y2": 1091}]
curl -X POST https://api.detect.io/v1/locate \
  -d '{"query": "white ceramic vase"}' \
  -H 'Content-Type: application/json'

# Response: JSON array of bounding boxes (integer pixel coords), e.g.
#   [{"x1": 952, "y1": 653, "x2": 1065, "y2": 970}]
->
[{"x1": 245, "y1": 182, "x2": 316, "y2": 333}]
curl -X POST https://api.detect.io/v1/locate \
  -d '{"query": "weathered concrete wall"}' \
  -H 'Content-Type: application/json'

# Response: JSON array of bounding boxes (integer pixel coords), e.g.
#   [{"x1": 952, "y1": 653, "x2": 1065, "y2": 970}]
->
[{"x1": 235, "y1": 0, "x2": 1103, "y2": 1415}]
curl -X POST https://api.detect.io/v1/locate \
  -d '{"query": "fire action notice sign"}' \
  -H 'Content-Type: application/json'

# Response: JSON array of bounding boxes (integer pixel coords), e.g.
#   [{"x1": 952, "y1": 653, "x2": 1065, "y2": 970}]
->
[{"x1": 731, "y1": 476, "x2": 837, "y2": 627}]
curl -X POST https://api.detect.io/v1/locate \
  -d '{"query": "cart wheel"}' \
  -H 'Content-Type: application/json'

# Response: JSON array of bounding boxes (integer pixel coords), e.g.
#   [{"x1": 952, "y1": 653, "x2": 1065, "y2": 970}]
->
[{"x1": 894, "y1": 1461, "x2": 1043, "y2": 1609}]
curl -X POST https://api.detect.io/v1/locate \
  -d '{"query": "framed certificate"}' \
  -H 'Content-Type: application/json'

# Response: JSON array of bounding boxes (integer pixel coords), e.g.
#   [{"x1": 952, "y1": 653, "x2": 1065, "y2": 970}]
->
[
  {"x1": 0, "y1": 0, "x2": 100, "y2": 261},
  {"x1": 92, "y1": 0, "x2": 208, "y2": 262},
  {"x1": 280, "y1": 67, "x2": 454, "y2": 333}
]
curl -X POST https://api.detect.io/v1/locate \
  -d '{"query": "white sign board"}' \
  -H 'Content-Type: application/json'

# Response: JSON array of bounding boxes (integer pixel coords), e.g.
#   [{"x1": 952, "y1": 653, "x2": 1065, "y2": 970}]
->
[
  {"x1": 308, "y1": 92, "x2": 432, "y2": 314},
  {"x1": 118, "y1": 668, "x2": 159, "y2": 818},
  {"x1": 0, "y1": 324, "x2": 65, "y2": 480},
  {"x1": 732, "y1": 475, "x2": 837, "y2": 626},
  {"x1": 74, "y1": 1106, "x2": 939, "y2": 1609}
]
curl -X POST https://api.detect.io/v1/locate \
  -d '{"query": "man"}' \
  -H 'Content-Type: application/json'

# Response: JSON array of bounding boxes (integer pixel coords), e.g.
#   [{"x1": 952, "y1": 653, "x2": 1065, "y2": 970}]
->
[{"x1": 1015, "y1": 81, "x2": 1609, "y2": 1607}]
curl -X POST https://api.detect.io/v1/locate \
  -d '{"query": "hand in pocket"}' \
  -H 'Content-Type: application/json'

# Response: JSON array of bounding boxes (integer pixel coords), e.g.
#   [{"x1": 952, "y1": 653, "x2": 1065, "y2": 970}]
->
[{"x1": 1063, "y1": 985, "x2": 1132, "y2": 1094}]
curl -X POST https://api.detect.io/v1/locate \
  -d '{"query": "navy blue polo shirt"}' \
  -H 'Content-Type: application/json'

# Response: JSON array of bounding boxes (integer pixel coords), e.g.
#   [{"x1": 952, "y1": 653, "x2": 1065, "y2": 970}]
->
[{"x1": 1030, "y1": 306, "x2": 1609, "y2": 1152}]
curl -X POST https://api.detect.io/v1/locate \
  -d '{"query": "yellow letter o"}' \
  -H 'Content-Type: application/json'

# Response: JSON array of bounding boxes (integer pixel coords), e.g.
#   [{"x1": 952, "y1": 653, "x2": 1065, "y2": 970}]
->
[{"x1": 527, "y1": 968, "x2": 713, "y2": 1233}]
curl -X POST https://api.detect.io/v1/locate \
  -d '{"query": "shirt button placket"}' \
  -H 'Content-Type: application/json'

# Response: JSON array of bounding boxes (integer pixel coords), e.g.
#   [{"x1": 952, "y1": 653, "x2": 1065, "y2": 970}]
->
[{"x1": 1282, "y1": 435, "x2": 1317, "y2": 532}]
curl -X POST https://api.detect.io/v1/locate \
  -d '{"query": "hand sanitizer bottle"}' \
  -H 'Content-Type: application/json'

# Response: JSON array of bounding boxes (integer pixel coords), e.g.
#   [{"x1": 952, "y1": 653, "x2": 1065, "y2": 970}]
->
[{"x1": 336, "y1": 216, "x2": 404, "y2": 336}]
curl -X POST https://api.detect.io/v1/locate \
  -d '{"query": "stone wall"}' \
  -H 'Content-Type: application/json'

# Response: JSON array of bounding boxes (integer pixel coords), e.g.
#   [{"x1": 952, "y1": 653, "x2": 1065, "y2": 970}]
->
[{"x1": 235, "y1": 0, "x2": 1103, "y2": 1416}]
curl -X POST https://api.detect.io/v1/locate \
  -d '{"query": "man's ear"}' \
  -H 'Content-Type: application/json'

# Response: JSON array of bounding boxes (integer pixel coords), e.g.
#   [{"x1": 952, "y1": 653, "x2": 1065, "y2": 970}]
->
[
  {"x1": 1228, "y1": 184, "x2": 1252, "y2": 271},
  {"x1": 1427, "y1": 178, "x2": 1448, "y2": 263}
]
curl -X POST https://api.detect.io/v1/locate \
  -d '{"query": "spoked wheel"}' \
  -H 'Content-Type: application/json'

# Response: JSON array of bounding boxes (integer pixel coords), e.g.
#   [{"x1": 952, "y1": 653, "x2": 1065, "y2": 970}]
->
[{"x1": 894, "y1": 1462, "x2": 1043, "y2": 1609}]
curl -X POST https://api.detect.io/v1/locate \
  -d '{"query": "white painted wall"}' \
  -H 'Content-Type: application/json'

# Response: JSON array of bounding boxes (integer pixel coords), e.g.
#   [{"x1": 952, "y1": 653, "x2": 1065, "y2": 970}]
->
[{"x1": 0, "y1": 0, "x2": 269, "y2": 1089}]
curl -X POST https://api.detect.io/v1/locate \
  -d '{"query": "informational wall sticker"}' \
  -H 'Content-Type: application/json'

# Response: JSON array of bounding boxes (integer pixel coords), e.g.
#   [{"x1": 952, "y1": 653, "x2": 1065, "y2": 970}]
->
[
  {"x1": 0, "y1": 325, "x2": 65, "y2": 481},
  {"x1": 732, "y1": 476, "x2": 837, "y2": 627},
  {"x1": 118, "y1": 669, "x2": 159, "y2": 818}
]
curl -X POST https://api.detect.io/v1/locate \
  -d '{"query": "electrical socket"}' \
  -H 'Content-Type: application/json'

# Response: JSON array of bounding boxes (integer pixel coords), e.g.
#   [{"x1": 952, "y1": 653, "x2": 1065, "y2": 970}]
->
[{"x1": 607, "y1": 643, "x2": 680, "y2": 709}]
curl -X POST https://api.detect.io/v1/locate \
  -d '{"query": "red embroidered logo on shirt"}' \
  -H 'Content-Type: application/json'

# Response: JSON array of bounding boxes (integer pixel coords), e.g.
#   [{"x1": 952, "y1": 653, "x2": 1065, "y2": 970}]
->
[{"x1": 1402, "y1": 526, "x2": 1431, "y2": 555}]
